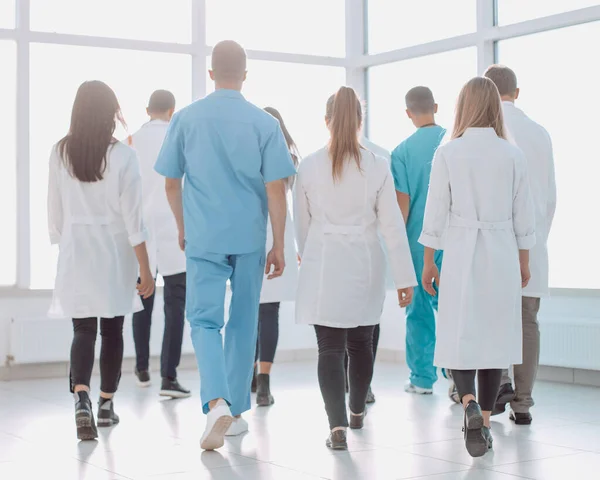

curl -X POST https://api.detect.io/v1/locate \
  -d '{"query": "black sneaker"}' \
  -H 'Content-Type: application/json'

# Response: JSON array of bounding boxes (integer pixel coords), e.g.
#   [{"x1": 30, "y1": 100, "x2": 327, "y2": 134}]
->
[
  {"x1": 365, "y1": 386, "x2": 376, "y2": 404},
  {"x1": 97, "y1": 397, "x2": 120, "y2": 427},
  {"x1": 74, "y1": 391, "x2": 98, "y2": 441},
  {"x1": 135, "y1": 368, "x2": 151, "y2": 387},
  {"x1": 159, "y1": 378, "x2": 191, "y2": 399},
  {"x1": 326, "y1": 430, "x2": 348, "y2": 450},
  {"x1": 256, "y1": 373, "x2": 274, "y2": 407},
  {"x1": 463, "y1": 400, "x2": 487, "y2": 458},
  {"x1": 492, "y1": 383, "x2": 515, "y2": 416},
  {"x1": 510, "y1": 411, "x2": 532, "y2": 425}
]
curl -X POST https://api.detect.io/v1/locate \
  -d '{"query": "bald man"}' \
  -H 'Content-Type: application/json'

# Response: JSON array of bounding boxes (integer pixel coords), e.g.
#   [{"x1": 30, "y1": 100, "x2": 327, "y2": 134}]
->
[{"x1": 155, "y1": 40, "x2": 296, "y2": 450}]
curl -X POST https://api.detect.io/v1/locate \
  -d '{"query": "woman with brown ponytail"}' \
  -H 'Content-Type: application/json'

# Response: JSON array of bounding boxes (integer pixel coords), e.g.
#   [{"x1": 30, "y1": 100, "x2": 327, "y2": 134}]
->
[{"x1": 294, "y1": 86, "x2": 416, "y2": 450}]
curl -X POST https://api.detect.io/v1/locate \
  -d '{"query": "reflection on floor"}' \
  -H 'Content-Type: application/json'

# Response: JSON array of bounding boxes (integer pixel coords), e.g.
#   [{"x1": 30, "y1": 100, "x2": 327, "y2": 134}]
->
[{"x1": 1, "y1": 361, "x2": 600, "y2": 479}]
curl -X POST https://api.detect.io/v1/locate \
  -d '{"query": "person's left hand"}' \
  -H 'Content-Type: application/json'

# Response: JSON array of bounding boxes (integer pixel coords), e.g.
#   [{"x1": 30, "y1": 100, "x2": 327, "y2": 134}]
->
[{"x1": 266, "y1": 247, "x2": 285, "y2": 279}]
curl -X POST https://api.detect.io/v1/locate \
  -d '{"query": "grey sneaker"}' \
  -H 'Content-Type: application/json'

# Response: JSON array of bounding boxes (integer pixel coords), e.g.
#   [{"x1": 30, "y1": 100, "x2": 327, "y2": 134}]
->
[
  {"x1": 326, "y1": 430, "x2": 348, "y2": 450},
  {"x1": 463, "y1": 400, "x2": 487, "y2": 458}
]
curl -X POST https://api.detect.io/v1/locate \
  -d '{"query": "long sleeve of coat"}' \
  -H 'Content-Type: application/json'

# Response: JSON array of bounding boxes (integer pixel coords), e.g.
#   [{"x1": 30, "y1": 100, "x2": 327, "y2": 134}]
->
[
  {"x1": 119, "y1": 151, "x2": 148, "y2": 247},
  {"x1": 512, "y1": 151, "x2": 536, "y2": 250},
  {"x1": 47, "y1": 149, "x2": 64, "y2": 245},
  {"x1": 376, "y1": 168, "x2": 417, "y2": 289},
  {"x1": 419, "y1": 147, "x2": 450, "y2": 250},
  {"x1": 546, "y1": 137, "x2": 557, "y2": 232},
  {"x1": 293, "y1": 165, "x2": 311, "y2": 257}
]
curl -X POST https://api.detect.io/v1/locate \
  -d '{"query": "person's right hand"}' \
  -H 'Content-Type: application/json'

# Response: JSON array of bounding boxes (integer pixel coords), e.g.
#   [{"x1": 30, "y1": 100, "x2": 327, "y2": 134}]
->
[
  {"x1": 266, "y1": 247, "x2": 285, "y2": 279},
  {"x1": 398, "y1": 287, "x2": 413, "y2": 308},
  {"x1": 520, "y1": 262, "x2": 531, "y2": 288},
  {"x1": 422, "y1": 262, "x2": 440, "y2": 297},
  {"x1": 137, "y1": 269, "x2": 155, "y2": 299}
]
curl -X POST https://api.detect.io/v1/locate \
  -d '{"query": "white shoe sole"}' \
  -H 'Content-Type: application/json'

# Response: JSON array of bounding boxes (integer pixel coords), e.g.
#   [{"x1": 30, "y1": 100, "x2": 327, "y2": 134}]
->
[
  {"x1": 200, "y1": 415, "x2": 234, "y2": 451},
  {"x1": 136, "y1": 380, "x2": 151, "y2": 388},
  {"x1": 159, "y1": 390, "x2": 191, "y2": 399},
  {"x1": 405, "y1": 385, "x2": 433, "y2": 395}
]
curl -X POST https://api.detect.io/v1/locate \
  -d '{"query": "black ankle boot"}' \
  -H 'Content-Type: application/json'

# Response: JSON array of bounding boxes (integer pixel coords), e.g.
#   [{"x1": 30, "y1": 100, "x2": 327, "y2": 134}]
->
[
  {"x1": 251, "y1": 367, "x2": 257, "y2": 393},
  {"x1": 74, "y1": 391, "x2": 98, "y2": 441},
  {"x1": 97, "y1": 397, "x2": 120, "y2": 427},
  {"x1": 256, "y1": 373, "x2": 274, "y2": 407}
]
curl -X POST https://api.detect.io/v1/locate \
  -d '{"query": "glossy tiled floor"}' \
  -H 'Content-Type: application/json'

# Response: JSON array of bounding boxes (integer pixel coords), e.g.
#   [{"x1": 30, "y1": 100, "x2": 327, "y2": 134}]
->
[{"x1": 1, "y1": 362, "x2": 600, "y2": 479}]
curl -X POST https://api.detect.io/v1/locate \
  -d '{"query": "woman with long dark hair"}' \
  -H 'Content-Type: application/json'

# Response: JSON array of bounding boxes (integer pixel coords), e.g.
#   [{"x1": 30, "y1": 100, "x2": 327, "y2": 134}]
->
[
  {"x1": 294, "y1": 87, "x2": 416, "y2": 449},
  {"x1": 250, "y1": 107, "x2": 299, "y2": 407},
  {"x1": 48, "y1": 80, "x2": 154, "y2": 441}
]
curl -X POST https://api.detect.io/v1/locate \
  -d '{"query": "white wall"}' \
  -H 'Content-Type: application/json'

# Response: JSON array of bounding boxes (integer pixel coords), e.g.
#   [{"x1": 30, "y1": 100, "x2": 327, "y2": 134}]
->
[{"x1": 1, "y1": 289, "x2": 600, "y2": 372}]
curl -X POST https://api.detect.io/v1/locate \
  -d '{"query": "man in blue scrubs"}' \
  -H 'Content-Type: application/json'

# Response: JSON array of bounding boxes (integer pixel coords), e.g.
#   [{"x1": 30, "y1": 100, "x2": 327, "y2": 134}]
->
[
  {"x1": 155, "y1": 40, "x2": 296, "y2": 451},
  {"x1": 391, "y1": 86, "x2": 445, "y2": 395}
]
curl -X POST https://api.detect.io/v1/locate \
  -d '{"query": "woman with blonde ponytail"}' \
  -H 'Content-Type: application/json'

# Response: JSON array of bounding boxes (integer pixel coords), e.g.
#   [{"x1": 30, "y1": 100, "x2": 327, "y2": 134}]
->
[
  {"x1": 419, "y1": 77, "x2": 536, "y2": 457},
  {"x1": 294, "y1": 86, "x2": 416, "y2": 450}
]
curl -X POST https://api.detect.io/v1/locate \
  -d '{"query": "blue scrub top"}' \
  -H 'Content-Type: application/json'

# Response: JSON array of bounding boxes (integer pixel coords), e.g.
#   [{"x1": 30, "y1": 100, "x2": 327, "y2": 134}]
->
[
  {"x1": 391, "y1": 125, "x2": 446, "y2": 256},
  {"x1": 155, "y1": 89, "x2": 296, "y2": 256}
]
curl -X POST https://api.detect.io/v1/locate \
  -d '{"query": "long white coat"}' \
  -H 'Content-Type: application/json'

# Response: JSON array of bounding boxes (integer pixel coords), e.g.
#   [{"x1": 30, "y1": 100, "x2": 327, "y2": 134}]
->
[
  {"x1": 419, "y1": 128, "x2": 536, "y2": 370},
  {"x1": 294, "y1": 147, "x2": 417, "y2": 328},
  {"x1": 129, "y1": 120, "x2": 186, "y2": 276},
  {"x1": 503, "y1": 102, "x2": 556, "y2": 298},
  {"x1": 261, "y1": 192, "x2": 298, "y2": 304},
  {"x1": 48, "y1": 142, "x2": 147, "y2": 319}
]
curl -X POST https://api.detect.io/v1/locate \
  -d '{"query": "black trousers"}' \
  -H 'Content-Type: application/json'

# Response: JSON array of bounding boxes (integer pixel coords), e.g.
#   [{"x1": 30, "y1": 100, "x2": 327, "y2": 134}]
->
[
  {"x1": 70, "y1": 317, "x2": 124, "y2": 394},
  {"x1": 132, "y1": 272, "x2": 186, "y2": 379},
  {"x1": 255, "y1": 302, "x2": 280, "y2": 363},
  {"x1": 344, "y1": 323, "x2": 380, "y2": 380},
  {"x1": 451, "y1": 369, "x2": 503, "y2": 411},
  {"x1": 315, "y1": 325, "x2": 375, "y2": 429}
]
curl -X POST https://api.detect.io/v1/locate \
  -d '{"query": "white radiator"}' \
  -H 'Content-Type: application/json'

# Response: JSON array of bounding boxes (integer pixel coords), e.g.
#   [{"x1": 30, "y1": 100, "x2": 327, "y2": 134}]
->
[{"x1": 540, "y1": 317, "x2": 600, "y2": 370}]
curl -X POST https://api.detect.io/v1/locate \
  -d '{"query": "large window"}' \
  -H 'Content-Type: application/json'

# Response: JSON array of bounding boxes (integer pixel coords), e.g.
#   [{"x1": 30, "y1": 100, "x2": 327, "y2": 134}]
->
[
  {"x1": 29, "y1": 44, "x2": 192, "y2": 289},
  {"x1": 0, "y1": 0, "x2": 14, "y2": 28},
  {"x1": 0, "y1": 41, "x2": 16, "y2": 286},
  {"x1": 368, "y1": 0, "x2": 476, "y2": 54},
  {"x1": 30, "y1": 0, "x2": 192, "y2": 43},
  {"x1": 498, "y1": 23, "x2": 600, "y2": 289},
  {"x1": 207, "y1": 61, "x2": 346, "y2": 155},
  {"x1": 497, "y1": 1, "x2": 600, "y2": 25},
  {"x1": 367, "y1": 48, "x2": 477, "y2": 152},
  {"x1": 206, "y1": 0, "x2": 345, "y2": 56}
]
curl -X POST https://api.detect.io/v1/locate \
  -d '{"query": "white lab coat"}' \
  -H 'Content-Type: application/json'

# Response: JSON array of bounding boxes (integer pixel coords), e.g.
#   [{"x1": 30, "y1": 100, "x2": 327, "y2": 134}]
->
[
  {"x1": 419, "y1": 128, "x2": 536, "y2": 370},
  {"x1": 48, "y1": 142, "x2": 147, "y2": 319},
  {"x1": 294, "y1": 147, "x2": 417, "y2": 328},
  {"x1": 503, "y1": 102, "x2": 556, "y2": 298},
  {"x1": 129, "y1": 120, "x2": 186, "y2": 276},
  {"x1": 260, "y1": 190, "x2": 298, "y2": 304},
  {"x1": 362, "y1": 136, "x2": 391, "y2": 164}
]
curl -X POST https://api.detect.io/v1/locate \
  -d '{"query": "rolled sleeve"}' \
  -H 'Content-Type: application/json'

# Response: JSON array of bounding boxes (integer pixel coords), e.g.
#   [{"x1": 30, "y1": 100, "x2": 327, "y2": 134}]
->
[
  {"x1": 261, "y1": 123, "x2": 296, "y2": 183},
  {"x1": 155, "y1": 112, "x2": 185, "y2": 179},
  {"x1": 418, "y1": 232, "x2": 444, "y2": 250},
  {"x1": 128, "y1": 229, "x2": 148, "y2": 247},
  {"x1": 516, "y1": 232, "x2": 536, "y2": 250}
]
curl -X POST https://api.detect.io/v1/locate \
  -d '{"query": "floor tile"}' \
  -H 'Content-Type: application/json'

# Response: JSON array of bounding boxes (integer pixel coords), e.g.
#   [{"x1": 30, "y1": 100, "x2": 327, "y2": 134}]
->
[
  {"x1": 0, "y1": 361, "x2": 598, "y2": 480},
  {"x1": 402, "y1": 434, "x2": 580, "y2": 467},
  {"x1": 491, "y1": 452, "x2": 600, "y2": 479}
]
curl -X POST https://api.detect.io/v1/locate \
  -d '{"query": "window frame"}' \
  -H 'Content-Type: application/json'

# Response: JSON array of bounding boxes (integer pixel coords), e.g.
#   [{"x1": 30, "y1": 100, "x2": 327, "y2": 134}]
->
[{"x1": 0, "y1": 0, "x2": 599, "y2": 294}]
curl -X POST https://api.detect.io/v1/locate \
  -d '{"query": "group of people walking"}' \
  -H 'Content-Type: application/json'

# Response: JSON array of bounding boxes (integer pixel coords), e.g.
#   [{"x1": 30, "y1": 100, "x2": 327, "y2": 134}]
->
[{"x1": 47, "y1": 39, "x2": 555, "y2": 459}]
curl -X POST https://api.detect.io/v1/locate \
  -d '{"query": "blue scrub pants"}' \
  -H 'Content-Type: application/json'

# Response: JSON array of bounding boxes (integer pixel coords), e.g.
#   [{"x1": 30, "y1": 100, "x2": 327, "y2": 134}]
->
[
  {"x1": 405, "y1": 250, "x2": 443, "y2": 389},
  {"x1": 186, "y1": 250, "x2": 265, "y2": 416}
]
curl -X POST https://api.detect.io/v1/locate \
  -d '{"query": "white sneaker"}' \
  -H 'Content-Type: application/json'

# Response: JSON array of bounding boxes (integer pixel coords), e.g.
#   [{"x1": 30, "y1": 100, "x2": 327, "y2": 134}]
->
[
  {"x1": 225, "y1": 416, "x2": 249, "y2": 436},
  {"x1": 200, "y1": 401, "x2": 233, "y2": 451},
  {"x1": 404, "y1": 382, "x2": 433, "y2": 395}
]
